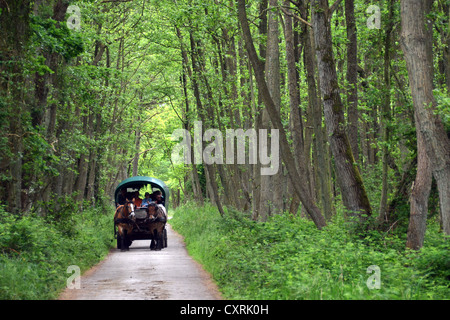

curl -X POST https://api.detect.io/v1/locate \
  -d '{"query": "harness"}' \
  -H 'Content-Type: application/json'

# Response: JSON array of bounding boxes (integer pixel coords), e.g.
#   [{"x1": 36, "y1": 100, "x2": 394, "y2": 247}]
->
[
  {"x1": 114, "y1": 218, "x2": 133, "y2": 224},
  {"x1": 115, "y1": 202, "x2": 146, "y2": 235},
  {"x1": 114, "y1": 202, "x2": 135, "y2": 224}
]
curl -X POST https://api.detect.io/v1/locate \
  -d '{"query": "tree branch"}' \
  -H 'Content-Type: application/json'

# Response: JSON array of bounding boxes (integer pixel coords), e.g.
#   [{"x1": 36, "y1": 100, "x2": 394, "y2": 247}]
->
[
  {"x1": 330, "y1": 0, "x2": 343, "y2": 14},
  {"x1": 280, "y1": 6, "x2": 312, "y2": 27}
]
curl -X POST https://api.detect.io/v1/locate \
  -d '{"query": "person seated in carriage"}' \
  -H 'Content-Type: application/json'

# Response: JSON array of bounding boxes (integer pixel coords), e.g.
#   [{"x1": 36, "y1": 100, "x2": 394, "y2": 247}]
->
[
  {"x1": 141, "y1": 192, "x2": 152, "y2": 207},
  {"x1": 151, "y1": 190, "x2": 167, "y2": 217},
  {"x1": 133, "y1": 191, "x2": 143, "y2": 207},
  {"x1": 152, "y1": 190, "x2": 165, "y2": 207}
]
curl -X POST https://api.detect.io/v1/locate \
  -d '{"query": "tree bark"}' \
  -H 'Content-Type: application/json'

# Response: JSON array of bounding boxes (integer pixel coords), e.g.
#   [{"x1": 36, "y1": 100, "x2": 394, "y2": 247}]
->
[
  {"x1": 441, "y1": 1, "x2": 450, "y2": 91},
  {"x1": 176, "y1": 26, "x2": 205, "y2": 205},
  {"x1": 132, "y1": 112, "x2": 141, "y2": 177},
  {"x1": 0, "y1": 0, "x2": 31, "y2": 213},
  {"x1": 258, "y1": 0, "x2": 283, "y2": 220},
  {"x1": 46, "y1": 0, "x2": 69, "y2": 139},
  {"x1": 311, "y1": 0, "x2": 372, "y2": 220},
  {"x1": 75, "y1": 113, "x2": 90, "y2": 203},
  {"x1": 189, "y1": 31, "x2": 225, "y2": 217},
  {"x1": 296, "y1": 0, "x2": 334, "y2": 219},
  {"x1": 406, "y1": 131, "x2": 432, "y2": 250},
  {"x1": 252, "y1": 0, "x2": 268, "y2": 221},
  {"x1": 400, "y1": 0, "x2": 450, "y2": 235},
  {"x1": 283, "y1": 0, "x2": 306, "y2": 216},
  {"x1": 237, "y1": 0, "x2": 327, "y2": 229},
  {"x1": 379, "y1": 0, "x2": 394, "y2": 222},
  {"x1": 344, "y1": 0, "x2": 359, "y2": 164},
  {"x1": 259, "y1": 4, "x2": 274, "y2": 220}
]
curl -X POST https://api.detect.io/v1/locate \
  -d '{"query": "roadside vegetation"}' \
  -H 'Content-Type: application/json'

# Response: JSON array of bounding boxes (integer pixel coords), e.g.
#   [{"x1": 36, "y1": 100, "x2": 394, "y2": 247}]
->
[
  {"x1": 171, "y1": 202, "x2": 449, "y2": 300},
  {"x1": 0, "y1": 201, "x2": 114, "y2": 299},
  {"x1": 1, "y1": 0, "x2": 449, "y2": 301}
]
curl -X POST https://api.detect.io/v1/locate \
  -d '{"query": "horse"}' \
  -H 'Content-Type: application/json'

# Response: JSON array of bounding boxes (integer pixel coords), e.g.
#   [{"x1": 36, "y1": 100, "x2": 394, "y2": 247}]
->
[
  {"x1": 114, "y1": 199, "x2": 135, "y2": 251},
  {"x1": 147, "y1": 202, "x2": 167, "y2": 251}
]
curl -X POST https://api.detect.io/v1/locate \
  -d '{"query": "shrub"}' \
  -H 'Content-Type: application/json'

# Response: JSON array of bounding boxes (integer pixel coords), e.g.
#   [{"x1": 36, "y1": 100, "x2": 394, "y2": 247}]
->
[
  {"x1": 170, "y1": 202, "x2": 450, "y2": 300},
  {"x1": 0, "y1": 203, "x2": 114, "y2": 299}
]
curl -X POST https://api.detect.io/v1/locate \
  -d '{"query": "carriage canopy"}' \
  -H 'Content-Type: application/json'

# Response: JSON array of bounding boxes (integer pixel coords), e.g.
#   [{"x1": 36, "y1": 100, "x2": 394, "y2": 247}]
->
[{"x1": 114, "y1": 176, "x2": 170, "y2": 210}]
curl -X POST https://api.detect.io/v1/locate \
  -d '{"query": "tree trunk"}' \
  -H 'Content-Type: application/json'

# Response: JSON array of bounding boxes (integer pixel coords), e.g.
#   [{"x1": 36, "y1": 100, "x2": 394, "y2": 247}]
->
[
  {"x1": 75, "y1": 113, "x2": 90, "y2": 203},
  {"x1": 237, "y1": 0, "x2": 327, "y2": 229},
  {"x1": 400, "y1": 0, "x2": 450, "y2": 235},
  {"x1": 441, "y1": 2, "x2": 450, "y2": 91},
  {"x1": 259, "y1": 0, "x2": 283, "y2": 220},
  {"x1": 296, "y1": 0, "x2": 334, "y2": 219},
  {"x1": 259, "y1": 2, "x2": 274, "y2": 221},
  {"x1": 344, "y1": 0, "x2": 359, "y2": 164},
  {"x1": 283, "y1": 0, "x2": 306, "y2": 216},
  {"x1": 252, "y1": 0, "x2": 268, "y2": 221},
  {"x1": 132, "y1": 115, "x2": 141, "y2": 177},
  {"x1": 46, "y1": 0, "x2": 69, "y2": 139},
  {"x1": 0, "y1": 0, "x2": 31, "y2": 213},
  {"x1": 406, "y1": 131, "x2": 432, "y2": 250},
  {"x1": 188, "y1": 31, "x2": 225, "y2": 217},
  {"x1": 311, "y1": 0, "x2": 372, "y2": 220},
  {"x1": 176, "y1": 26, "x2": 205, "y2": 205},
  {"x1": 379, "y1": 0, "x2": 394, "y2": 222}
]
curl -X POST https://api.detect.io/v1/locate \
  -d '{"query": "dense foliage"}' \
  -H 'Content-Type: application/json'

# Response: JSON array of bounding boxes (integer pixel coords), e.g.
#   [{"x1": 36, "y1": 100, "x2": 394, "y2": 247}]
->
[
  {"x1": 0, "y1": 202, "x2": 114, "y2": 299},
  {"x1": 171, "y1": 202, "x2": 449, "y2": 299}
]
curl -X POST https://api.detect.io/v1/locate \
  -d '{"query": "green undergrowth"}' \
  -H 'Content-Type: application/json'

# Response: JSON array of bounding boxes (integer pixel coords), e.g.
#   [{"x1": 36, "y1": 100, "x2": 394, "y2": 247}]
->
[
  {"x1": 170, "y1": 202, "x2": 449, "y2": 300},
  {"x1": 0, "y1": 203, "x2": 115, "y2": 299}
]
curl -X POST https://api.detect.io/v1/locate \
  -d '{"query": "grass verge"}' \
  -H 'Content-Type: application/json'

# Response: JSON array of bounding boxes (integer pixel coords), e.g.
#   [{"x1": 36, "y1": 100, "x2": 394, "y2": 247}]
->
[
  {"x1": 0, "y1": 203, "x2": 114, "y2": 299},
  {"x1": 170, "y1": 202, "x2": 449, "y2": 300}
]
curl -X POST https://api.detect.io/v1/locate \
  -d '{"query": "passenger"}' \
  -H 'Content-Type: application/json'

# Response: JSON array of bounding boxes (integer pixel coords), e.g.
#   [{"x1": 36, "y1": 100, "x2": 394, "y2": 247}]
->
[
  {"x1": 141, "y1": 192, "x2": 152, "y2": 207},
  {"x1": 152, "y1": 190, "x2": 164, "y2": 206},
  {"x1": 133, "y1": 191, "x2": 143, "y2": 207},
  {"x1": 152, "y1": 190, "x2": 167, "y2": 218}
]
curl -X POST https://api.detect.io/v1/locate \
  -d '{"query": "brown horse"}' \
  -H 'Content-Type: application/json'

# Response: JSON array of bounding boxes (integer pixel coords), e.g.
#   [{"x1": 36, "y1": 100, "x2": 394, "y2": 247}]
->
[
  {"x1": 114, "y1": 200, "x2": 135, "y2": 251},
  {"x1": 147, "y1": 202, "x2": 166, "y2": 251}
]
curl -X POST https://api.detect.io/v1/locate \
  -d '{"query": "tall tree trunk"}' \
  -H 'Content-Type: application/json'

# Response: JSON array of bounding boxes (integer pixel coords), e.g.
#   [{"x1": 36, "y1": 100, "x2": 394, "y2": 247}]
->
[
  {"x1": 238, "y1": 38, "x2": 254, "y2": 212},
  {"x1": 400, "y1": 0, "x2": 450, "y2": 236},
  {"x1": 132, "y1": 113, "x2": 141, "y2": 177},
  {"x1": 176, "y1": 26, "x2": 204, "y2": 205},
  {"x1": 252, "y1": 0, "x2": 268, "y2": 221},
  {"x1": 75, "y1": 113, "x2": 90, "y2": 203},
  {"x1": 222, "y1": 28, "x2": 251, "y2": 210},
  {"x1": 283, "y1": 0, "x2": 305, "y2": 216},
  {"x1": 296, "y1": 0, "x2": 334, "y2": 219},
  {"x1": 259, "y1": 0, "x2": 283, "y2": 220},
  {"x1": 406, "y1": 131, "x2": 432, "y2": 250},
  {"x1": 379, "y1": 0, "x2": 395, "y2": 222},
  {"x1": 237, "y1": 0, "x2": 327, "y2": 229},
  {"x1": 0, "y1": 0, "x2": 31, "y2": 213},
  {"x1": 260, "y1": 8, "x2": 274, "y2": 220},
  {"x1": 189, "y1": 31, "x2": 225, "y2": 217},
  {"x1": 311, "y1": 0, "x2": 372, "y2": 220},
  {"x1": 46, "y1": 0, "x2": 69, "y2": 139},
  {"x1": 441, "y1": 1, "x2": 450, "y2": 91},
  {"x1": 344, "y1": 0, "x2": 359, "y2": 164}
]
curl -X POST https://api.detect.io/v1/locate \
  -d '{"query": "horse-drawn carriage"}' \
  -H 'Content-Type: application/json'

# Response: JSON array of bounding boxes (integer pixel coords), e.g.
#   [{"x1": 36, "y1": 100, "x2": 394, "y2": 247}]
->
[{"x1": 113, "y1": 176, "x2": 169, "y2": 251}]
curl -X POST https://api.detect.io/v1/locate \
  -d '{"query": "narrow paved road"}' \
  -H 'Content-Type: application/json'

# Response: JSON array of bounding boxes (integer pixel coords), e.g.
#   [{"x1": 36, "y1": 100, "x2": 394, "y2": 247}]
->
[{"x1": 59, "y1": 224, "x2": 222, "y2": 300}]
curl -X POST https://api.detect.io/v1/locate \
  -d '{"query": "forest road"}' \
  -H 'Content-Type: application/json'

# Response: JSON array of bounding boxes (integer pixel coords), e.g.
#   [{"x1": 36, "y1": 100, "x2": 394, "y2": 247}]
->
[{"x1": 58, "y1": 223, "x2": 222, "y2": 300}]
